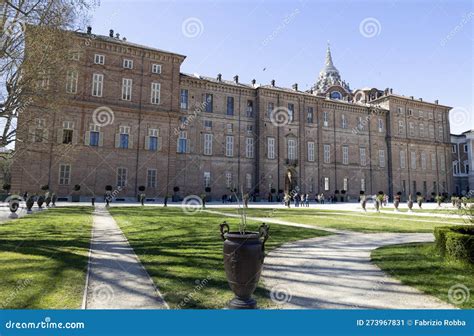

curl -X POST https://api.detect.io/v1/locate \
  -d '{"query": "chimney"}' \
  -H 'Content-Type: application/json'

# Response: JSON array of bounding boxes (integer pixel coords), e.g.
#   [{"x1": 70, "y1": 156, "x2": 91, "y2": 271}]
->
[
  {"x1": 122, "y1": 37, "x2": 127, "y2": 41},
  {"x1": 309, "y1": 88, "x2": 314, "y2": 94},
  {"x1": 271, "y1": 79, "x2": 275, "y2": 87},
  {"x1": 115, "y1": 33, "x2": 120, "y2": 39},
  {"x1": 292, "y1": 83, "x2": 298, "y2": 91},
  {"x1": 233, "y1": 75, "x2": 239, "y2": 83},
  {"x1": 419, "y1": 98, "x2": 423, "y2": 102},
  {"x1": 109, "y1": 29, "x2": 114, "y2": 37},
  {"x1": 251, "y1": 79, "x2": 256, "y2": 86},
  {"x1": 390, "y1": 88, "x2": 393, "y2": 94},
  {"x1": 217, "y1": 73, "x2": 222, "y2": 82},
  {"x1": 410, "y1": 96, "x2": 414, "y2": 100},
  {"x1": 87, "y1": 26, "x2": 92, "y2": 34},
  {"x1": 435, "y1": 99, "x2": 439, "y2": 104}
]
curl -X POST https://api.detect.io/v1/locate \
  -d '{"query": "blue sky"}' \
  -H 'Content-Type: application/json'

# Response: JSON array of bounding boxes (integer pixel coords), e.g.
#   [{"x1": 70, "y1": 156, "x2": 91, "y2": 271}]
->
[{"x1": 90, "y1": 0, "x2": 473, "y2": 134}]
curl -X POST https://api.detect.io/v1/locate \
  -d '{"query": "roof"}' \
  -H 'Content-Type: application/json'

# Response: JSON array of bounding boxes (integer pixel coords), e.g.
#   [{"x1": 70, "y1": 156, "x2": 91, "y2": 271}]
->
[
  {"x1": 180, "y1": 73, "x2": 255, "y2": 89},
  {"x1": 74, "y1": 31, "x2": 187, "y2": 59},
  {"x1": 370, "y1": 93, "x2": 451, "y2": 109}
]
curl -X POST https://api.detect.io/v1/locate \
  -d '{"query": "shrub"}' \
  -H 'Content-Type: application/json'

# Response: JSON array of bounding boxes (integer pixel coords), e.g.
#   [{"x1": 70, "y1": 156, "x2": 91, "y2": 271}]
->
[
  {"x1": 173, "y1": 186, "x2": 180, "y2": 192},
  {"x1": 205, "y1": 187, "x2": 211, "y2": 193},
  {"x1": 2, "y1": 183, "x2": 11, "y2": 191},
  {"x1": 105, "y1": 185, "x2": 113, "y2": 191},
  {"x1": 73, "y1": 184, "x2": 81, "y2": 191},
  {"x1": 270, "y1": 188, "x2": 276, "y2": 194},
  {"x1": 41, "y1": 184, "x2": 49, "y2": 191},
  {"x1": 434, "y1": 226, "x2": 474, "y2": 264},
  {"x1": 138, "y1": 186, "x2": 146, "y2": 192}
]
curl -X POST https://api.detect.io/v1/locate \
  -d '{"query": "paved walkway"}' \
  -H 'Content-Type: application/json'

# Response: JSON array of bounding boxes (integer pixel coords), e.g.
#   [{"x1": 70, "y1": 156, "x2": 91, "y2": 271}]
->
[
  {"x1": 210, "y1": 210, "x2": 456, "y2": 309},
  {"x1": 84, "y1": 205, "x2": 167, "y2": 309},
  {"x1": 263, "y1": 233, "x2": 455, "y2": 309}
]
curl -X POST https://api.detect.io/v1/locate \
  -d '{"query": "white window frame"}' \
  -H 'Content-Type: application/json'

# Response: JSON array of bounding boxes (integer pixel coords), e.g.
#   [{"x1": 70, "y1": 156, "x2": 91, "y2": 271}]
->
[
  {"x1": 204, "y1": 172, "x2": 211, "y2": 188},
  {"x1": 246, "y1": 173, "x2": 252, "y2": 189},
  {"x1": 288, "y1": 139, "x2": 297, "y2": 160},
  {"x1": 151, "y1": 82, "x2": 161, "y2": 105},
  {"x1": 342, "y1": 146, "x2": 349, "y2": 165},
  {"x1": 147, "y1": 169, "x2": 157, "y2": 188},
  {"x1": 59, "y1": 164, "x2": 71, "y2": 185},
  {"x1": 324, "y1": 177, "x2": 329, "y2": 191},
  {"x1": 203, "y1": 133, "x2": 213, "y2": 156},
  {"x1": 323, "y1": 144, "x2": 330, "y2": 163},
  {"x1": 307, "y1": 142, "x2": 315, "y2": 162},
  {"x1": 225, "y1": 172, "x2": 232, "y2": 188},
  {"x1": 378, "y1": 119, "x2": 383, "y2": 132},
  {"x1": 379, "y1": 149, "x2": 385, "y2": 168},
  {"x1": 152, "y1": 64, "x2": 162, "y2": 74},
  {"x1": 117, "y1": 167, "x2": 128, "y2": 187},
  {"x1": 92, "y1": 73, "x2": 104, "y2": 97},
  {"x1": 123, "y1": 59, "x2": 133, "y2": 69},
  {"x1": 411, "y1": 151, "x2": 417, "y2": 170},
  {"x1": 360, "y1": 147, "x2": 366, "y2": 166},
  {"x1": 267, "y1": 137, "x2": 275, "y2": 159},
  {"x1": 225, "y1": 136, "x2": 234, "y2": 157},
  {"x1": 122, "y1": 78, "x2": 132, "y2": 101},
  {"x1": 246, "y1": 138, "x2": 254, "y2": 158},
  {"x1": 66, "y1": 70, "x2": 78, "y2": 94},
  {"x1": 94, "y1": 54, "x2": 105, "y2": 65},
  {"x1": 323, "y1": 112, "x2": 329, "y2": 127},
  {"x1": 400, "y1": 150, "x2": 406, "y2": 169}
]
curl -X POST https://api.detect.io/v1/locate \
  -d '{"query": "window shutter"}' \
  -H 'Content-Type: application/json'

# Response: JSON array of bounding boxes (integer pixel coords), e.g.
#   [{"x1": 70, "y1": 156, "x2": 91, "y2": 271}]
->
[
  {"x1": 158, "y1": 136, "x2": 162, "y2": 151},
  {"x1": 84, "y1": 131, "x2": 90, "y2": 146},
  {"x1": 98, "y1": 132, "x2": 104, "y2": 147},
  {"x1": 128, "y1": 135, "x2": 133, "y2": 149},
  {"x1": 72, "y1": 130, "x2": 78, "y2": 145},
  {"x1": 57, "y1": 129, "x2": 64, "y2": 144},
  {"x1": 144, "y1": 136, "x2": 150, "y2": 150},
  {"x1": 115, "y1": 134, "x2": 120, "y2": 148}
]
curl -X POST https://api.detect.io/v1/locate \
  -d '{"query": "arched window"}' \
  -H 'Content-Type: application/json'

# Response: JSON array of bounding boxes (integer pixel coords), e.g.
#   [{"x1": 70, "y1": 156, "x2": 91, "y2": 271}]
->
[{"x1": 330, "y1": 91, "x2": 342, "y2": 100}]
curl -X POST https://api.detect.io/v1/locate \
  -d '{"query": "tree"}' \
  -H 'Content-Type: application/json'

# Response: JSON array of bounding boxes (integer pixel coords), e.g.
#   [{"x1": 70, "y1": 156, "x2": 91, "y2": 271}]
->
[{"x1": 0, "y1": 0, "x2": 93, "y2": 157}]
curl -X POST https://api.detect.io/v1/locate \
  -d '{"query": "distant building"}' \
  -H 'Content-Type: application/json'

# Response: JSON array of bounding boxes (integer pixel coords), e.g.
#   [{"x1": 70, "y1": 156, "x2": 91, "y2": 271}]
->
[
  {"x1": 11, "y1": 28, "x2": 454, "y2": 201},
  {"x1": 451, "y1": 130, "x2": 474, "y2": 195}
]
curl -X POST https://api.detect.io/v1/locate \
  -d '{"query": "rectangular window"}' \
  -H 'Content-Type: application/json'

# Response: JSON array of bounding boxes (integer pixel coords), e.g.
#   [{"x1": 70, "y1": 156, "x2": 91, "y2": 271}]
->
[
  {"x1": 225, "y1": 136, "x2": 234, "y2": 157},
  {"x1": 308, "y1": 142, "x2": 315, "y2": 162},
  {"x1": 440, "y1": 154, "x2": 446, "y2": 172},
  {"x1": 411, "y1": 151, "x2": 417, "y2": 170},
  {"x1": 267, "y1": 102, "x2": 274, "y2": 118},
  {"x1": 453, "y1": 162, "x2": 460, "y2": 175},
  {"x1": 225, "y1": 172, "x2": 232, "y2": 188},
  {"x1": 452, "y1": 145, "x2": 457, "y2": 153},
  {"x1": 361, "y1": 178, "x2": 366, "y2": 192},
  {"x1": 147, "y1": 169, "x2": 157, "y2": 188},
  {"x1": 341, "y1": 114, "x2": 347, "y2": 129},
  {"x1": 378, "y1": 119, "x2": 383, "y2": 132},
  {"x1": 178, "y1": 131, "x2": 187, "y2": 153},
  {"x1": 204, "y1": 120, "x2": 212, "y2": 130},
  {"x1": 227, "y1": 97, "x2": 234, "y2": 116},
  {"x1": 203, "y1": 133, "x2": 213, "y2": 155},
  {"x1": 343, "y1": 177, "x2": 348, "y2": 192},
  {"x1": 59, "y1": 164, "x2": 71, "y2": 185},
  {"x1": 357, "y1": 117, "x2": 364, "y2": 131},
  {"x1": 246, "y1": 100, "x2": 254, "y2": 117},
  {"x1": 66, "y1": 70, "x2": 78, "y2": 94},
  {"x1": 120, "y1": 134, "x2": 129, "y2": 149},
  {"x1": 180, "y1": 89, "x2": 188, "y2": 109},
  {"x1": 324, "y1": 177, "x2": 329, "y2": 191},
  {"x1": 92, "y1": 73, "x2": 103, "y2": 97},
  {"x1": 342, "y1": 146, "x2": 349, "y2": 165},
  {"x1": 90, "y1": 131, "x2": 99, "y2": 146},
  {"x1": 324, "y1": 144, "x2": 330, "y2": 163},
  {"x1": 409, "y1": 122, "x2": 415, "y2": 136},
  {"x1": 419, "y1": 110, "x2": 424, "y2": 119},
  {"x1": 288, "y1": 103, "x2": 294, "y2": 122},
  {"x1": 400, "y1": 150, "x2": 406, "y2": 169},
  {"x1": 398, "y1": 120, "x2": 405, "y2": 135},
  {"x1": 204, "y1": 94, "x2": 213, "y2": 113},
  {"x1": 429, "y1": 125, "x2": 435, "y2": 138},
  {"x1": 288, "y1": 139, "x2": 297, "y2": 160},
  {"x1": 94, "y1": 54, "x2": 104, "y2": 65},
  {"x1": 117, "y1": 167, "x2": 127, "y2": 187},
  {"x1": 307, "y1": 107, "x2": 314, "y2": 123},
  {"x1": 62, "y1": 129, "x2": 73, "y2": 144},
  {"x1": 150, "y1": 82, "x2": 160, "y2": 104},
  {"x1": 431, "y1": 153, "x2": 436, "y2": 171},
  {"x1": 464, "y1": 144, "x2": 468, "y2": 152},
  {"x1": 246, "y1": 173, "x2": 252, "y2": 189},
  {"x1": 226, "y1": 123, "x2": 233, "y2": 133},
  {"x1": 122, "y1": 78, "x2": 132, "y2": 101},
  {"x1": 246, "y1": 125, "x2": 253, "y2": 134},
  {"x1": 360, "y1": 147, "x2": 367, "y2": 166},
  {"x1": 204, "y1": 172, "x2": 211, "y2": 188},
  {"x1": 149, "y1": 136, "x2": 158, "y2": 151},
  {"x1": 323, "y1": 112, "x2": 329, "y2": 127},
  {"x1": 123, "y1": 59, "x2": 133, "y2": 69},
  {"x1": 267, "y1": 137, "x2": 275, "y2": 159},
  {"x1": 379, "y1": 149, "x2": 385, "y2": 167},
  {"x1": 419, "y1": 123, "x2": 425, "y2": 137},
  {"x1": 421, "y1": 152, "x2": 427, "y2": 170},
  {"x1": 152, "y1": 64, "x2": 162, "y2": 74},
  {"x1": 438, "y1": 125, "x2": 443, "y2": 140},
  {"x1": 245, "y1": 138, "x2": 254, "y2": 158}
]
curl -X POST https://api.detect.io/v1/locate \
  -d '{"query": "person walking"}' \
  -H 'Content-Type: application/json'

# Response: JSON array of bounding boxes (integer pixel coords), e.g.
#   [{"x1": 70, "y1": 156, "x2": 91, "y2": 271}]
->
[
  {"x1": 305, "y1": 194, "x2": 310, "y2": 207},
  {"x1": 294, "y1": 193, "x2": 299, "y2": 207}
]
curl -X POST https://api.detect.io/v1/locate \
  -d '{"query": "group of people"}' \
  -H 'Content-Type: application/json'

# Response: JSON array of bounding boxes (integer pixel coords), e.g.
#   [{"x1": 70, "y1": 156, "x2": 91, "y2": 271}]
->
[{"x1": 283, "y1": 193, "x2": 310, "y2": 208}]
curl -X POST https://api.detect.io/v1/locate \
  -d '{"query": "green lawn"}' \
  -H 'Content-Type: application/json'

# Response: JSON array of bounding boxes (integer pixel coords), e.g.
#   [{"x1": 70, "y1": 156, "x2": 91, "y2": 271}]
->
[
  {"x1": 213, "y1": 208, "x2": 467, "y2": 233},
  {"x1": 109, "y1": 207, "x2": 330, "y2": 309},
  {"x1": 372, "y1": 243, "x2": 474, "y2": 308},
  {"x1": 0, "y1": 207, "x2": 93, "y2": 309}
]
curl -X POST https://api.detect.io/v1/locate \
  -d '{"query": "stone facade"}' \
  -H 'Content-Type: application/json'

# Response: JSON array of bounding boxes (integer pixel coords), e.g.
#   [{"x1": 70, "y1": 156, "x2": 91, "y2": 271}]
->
[
  {"x1": 451, "y1": 131, "x2": 474, "y2": 195},
  {"x1": 11, "y1": 29, "x2": 454, "y2": 201}
]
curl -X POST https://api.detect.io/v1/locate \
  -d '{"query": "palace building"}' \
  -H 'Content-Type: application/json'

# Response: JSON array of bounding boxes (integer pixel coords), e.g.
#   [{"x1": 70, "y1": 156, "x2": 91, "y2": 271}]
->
[{"x1": 11, "y1": 28, "x2": 454, "y2": 201}]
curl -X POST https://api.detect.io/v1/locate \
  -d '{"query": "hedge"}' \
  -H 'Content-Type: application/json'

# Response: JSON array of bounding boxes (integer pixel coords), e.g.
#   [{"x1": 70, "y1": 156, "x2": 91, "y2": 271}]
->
[{"x1": 434, "y1": 226, "x2": 474, "y2": 264}]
